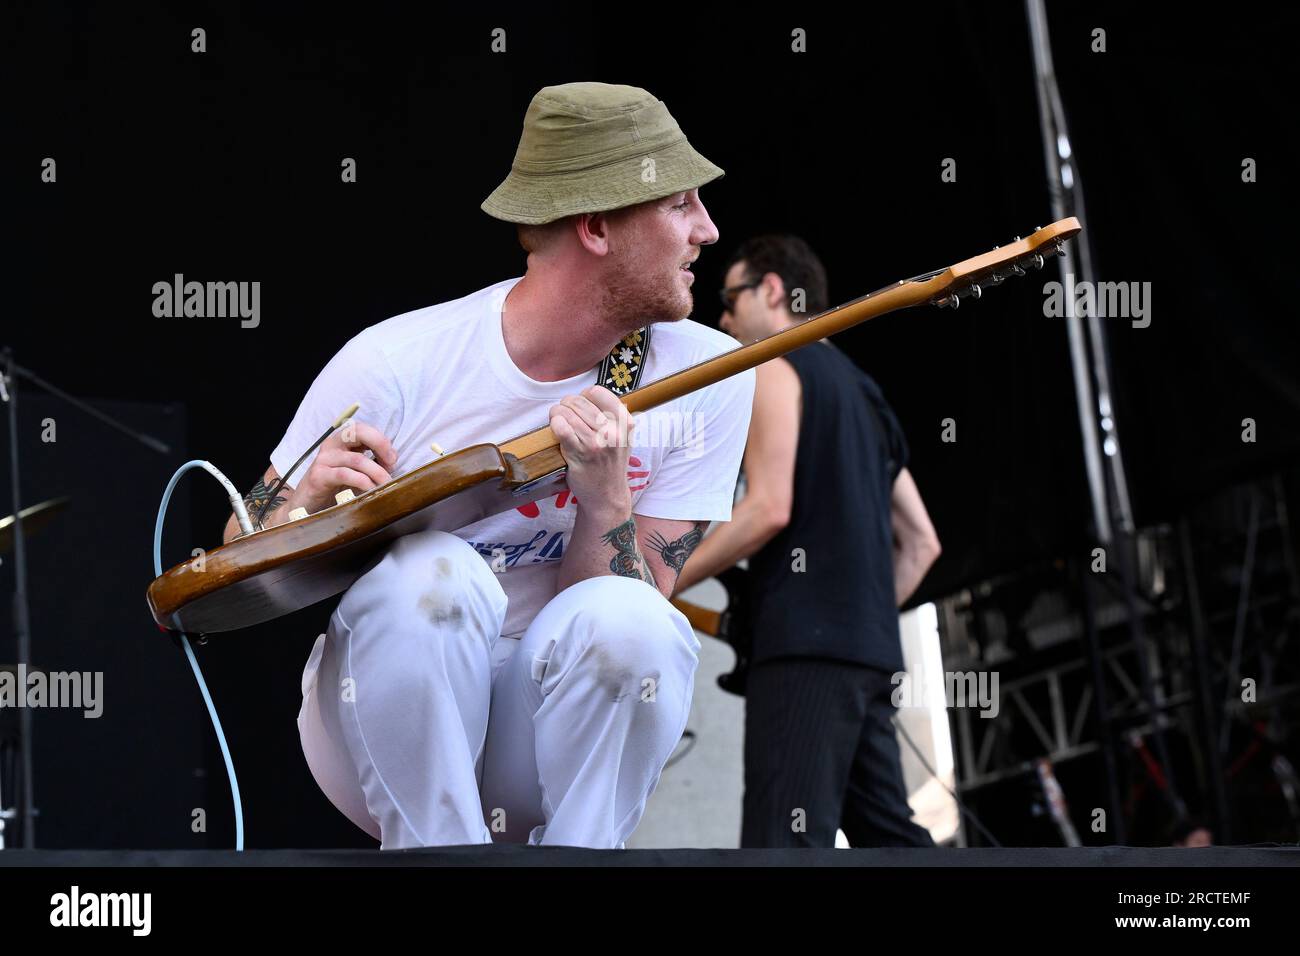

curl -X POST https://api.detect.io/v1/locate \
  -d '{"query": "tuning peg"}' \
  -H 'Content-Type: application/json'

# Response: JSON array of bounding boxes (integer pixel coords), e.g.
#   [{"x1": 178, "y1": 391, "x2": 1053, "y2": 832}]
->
[
  {"x1": 967, "y1": 284, "x2": 982, "y2": 299},
  {"x1": 1031, "y1": 254, "x2": 1045, "y2": 270},
  {"x1": 937, "y1": 295, "x2": 960, "y2": 310},
  {"x1": 987, "y1": 272, "x2": 1004, "y2": 285},
  {"x1": 1011, "y1": 263, "x2": 1026, "y2": 276}
]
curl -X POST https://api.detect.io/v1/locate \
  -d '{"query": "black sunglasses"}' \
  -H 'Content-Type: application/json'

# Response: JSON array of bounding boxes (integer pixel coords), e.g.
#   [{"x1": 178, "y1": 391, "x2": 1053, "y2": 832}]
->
[{"x1": 718, "y1": 279, "x2": 762, "y2": 312}]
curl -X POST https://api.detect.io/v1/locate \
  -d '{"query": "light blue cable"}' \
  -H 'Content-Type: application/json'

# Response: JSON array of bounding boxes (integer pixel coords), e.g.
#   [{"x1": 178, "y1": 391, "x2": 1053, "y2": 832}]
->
[{"x1": 153, "y1": 459, "x2": 245, "y2": 851}]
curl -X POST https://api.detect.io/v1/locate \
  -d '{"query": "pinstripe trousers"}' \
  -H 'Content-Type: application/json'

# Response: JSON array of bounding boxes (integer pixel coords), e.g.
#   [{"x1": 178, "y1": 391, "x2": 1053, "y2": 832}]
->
[{"x1": 740, "y1": 657, "x2": 935, "y2": 848}]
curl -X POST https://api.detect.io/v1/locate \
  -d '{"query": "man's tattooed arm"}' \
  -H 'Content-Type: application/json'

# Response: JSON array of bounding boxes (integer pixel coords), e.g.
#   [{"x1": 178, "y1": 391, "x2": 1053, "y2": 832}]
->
[
  {"x1": 644, "y1": 523, "x2": 707, "y2": 582},
  {"x1": 242, "y1": 478, "x2": 287, "y2": 532},
  {"x1": 600, "y1": 518, "x2": 657, "y2": 588}
]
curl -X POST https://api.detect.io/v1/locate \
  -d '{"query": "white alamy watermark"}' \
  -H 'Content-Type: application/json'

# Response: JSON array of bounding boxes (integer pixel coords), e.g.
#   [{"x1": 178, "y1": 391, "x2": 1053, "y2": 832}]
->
[
  {"x1": 0, "y1": 665, "x2": 103, "y2": 718},
  {"x1": 1043, "y1": 273, "x2": 1151, "y2": 328},
  {"x1": 152, "y1": 274, "x2": 260, "y2": 328},
  {"x1": 892, "y1": 669, "x2": 1000, "y2": 718},
  {"x1": 50, "y1": 886, "x2": 151, "y2": 936},
  {"x1": 595, "y1": 405, "x2": 706, "y2": 458},
  {"x1": 633, "y1": 408, "x2": 705, "y2": 458}
]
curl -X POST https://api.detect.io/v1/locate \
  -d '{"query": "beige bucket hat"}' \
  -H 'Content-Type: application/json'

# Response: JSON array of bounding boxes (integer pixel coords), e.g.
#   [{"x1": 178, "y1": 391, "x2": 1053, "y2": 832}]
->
[{"x1": 482, "y1": 82, "x2": 725, "y2": 225}]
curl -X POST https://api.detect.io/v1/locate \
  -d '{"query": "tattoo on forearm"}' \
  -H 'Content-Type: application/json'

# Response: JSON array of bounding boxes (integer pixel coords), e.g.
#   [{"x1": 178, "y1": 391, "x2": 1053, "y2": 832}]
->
[
  {"x1": 601, "y1": 518, "x2": 656, "y2": 587},
  {"x1": 645, "y1": 522, "x2": 706, "y2": 575},
  {"x1": 244, "y1": 479, "x2": 286, "y2": 528}
]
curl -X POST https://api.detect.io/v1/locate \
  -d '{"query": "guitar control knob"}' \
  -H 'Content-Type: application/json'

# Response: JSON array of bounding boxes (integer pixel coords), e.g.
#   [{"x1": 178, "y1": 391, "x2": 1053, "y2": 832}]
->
[
  {"x1": 335, "y1": 489, "x2": 356, "y2": 505},
  {"x1": 288, "y1": 507, "x2": 308, "y2": 521}
]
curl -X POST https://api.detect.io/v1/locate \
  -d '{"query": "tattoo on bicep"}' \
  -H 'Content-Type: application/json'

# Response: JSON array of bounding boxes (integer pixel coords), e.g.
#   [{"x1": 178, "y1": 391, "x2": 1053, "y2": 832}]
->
[
  {"x1": 243, "y1": 478, "x2": 286, "y2": 527},
  {"x1": 645, "y1": 522, "x2": 707, "y2": 575},
  {"x1": 601, "y1": 518, "x2": 656, "y2": 587}
]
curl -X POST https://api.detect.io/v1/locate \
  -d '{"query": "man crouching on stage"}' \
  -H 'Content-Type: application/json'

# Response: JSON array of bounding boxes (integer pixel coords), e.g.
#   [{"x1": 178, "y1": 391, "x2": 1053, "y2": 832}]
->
[{"x1": 222, "y1": 82, "x2": 754, "y2": 849}]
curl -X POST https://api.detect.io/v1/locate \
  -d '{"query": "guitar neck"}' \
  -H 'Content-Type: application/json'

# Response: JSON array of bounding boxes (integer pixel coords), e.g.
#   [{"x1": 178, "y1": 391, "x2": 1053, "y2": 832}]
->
[
  {"x1": 500, "y1": 271, "x2": 941, "y2": 460},
  {"x1": 498, "y1": 216, "x2": 1080, "y2": 461},
  {"x1": 669, "y1": 598, "x2": 722, "y2": 637},
  {"x1": 628, "y1": 274, "x2": 938, "y2": 413}
]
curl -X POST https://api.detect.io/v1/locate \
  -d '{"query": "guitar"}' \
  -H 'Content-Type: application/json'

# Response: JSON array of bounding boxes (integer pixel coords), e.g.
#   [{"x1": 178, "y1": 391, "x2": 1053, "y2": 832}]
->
[
  {"x1": 147, "y1": 219, "x2": 1081, "y2": 635},
  {"x1": 670, "y1": 566, "x2": 753, "y2": 696}
]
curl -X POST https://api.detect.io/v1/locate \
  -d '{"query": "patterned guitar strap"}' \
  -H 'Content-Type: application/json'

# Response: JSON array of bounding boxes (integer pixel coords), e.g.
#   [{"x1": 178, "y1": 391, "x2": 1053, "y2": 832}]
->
[
  {"x1": 507, "y1": 326, "x2": 653, "y2": 503},
  {"x1": 596, "y1": 325, "x2": 652, "y2": 396}
]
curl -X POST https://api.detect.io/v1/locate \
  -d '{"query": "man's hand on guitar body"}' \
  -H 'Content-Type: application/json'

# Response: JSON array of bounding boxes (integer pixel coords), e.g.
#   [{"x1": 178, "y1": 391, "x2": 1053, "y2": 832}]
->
[
  {"x1": 224, "y1": 420, "x2": 398, "y2": 543},
  {"x1": 284, "y1": 420, "x2": 398, "y2": 518}
]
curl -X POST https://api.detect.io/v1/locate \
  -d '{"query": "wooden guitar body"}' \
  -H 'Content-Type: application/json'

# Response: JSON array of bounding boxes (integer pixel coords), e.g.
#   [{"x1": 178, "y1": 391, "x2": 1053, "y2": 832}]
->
[{"x1": 148, "y1": 443, "x2": 569, "y2": 633}]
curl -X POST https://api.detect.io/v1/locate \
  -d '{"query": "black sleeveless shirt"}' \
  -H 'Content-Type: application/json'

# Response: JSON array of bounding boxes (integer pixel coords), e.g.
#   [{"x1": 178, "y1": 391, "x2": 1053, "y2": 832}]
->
[{"x1": 745, "y1": 340, "x2": 909, "y2": 673}]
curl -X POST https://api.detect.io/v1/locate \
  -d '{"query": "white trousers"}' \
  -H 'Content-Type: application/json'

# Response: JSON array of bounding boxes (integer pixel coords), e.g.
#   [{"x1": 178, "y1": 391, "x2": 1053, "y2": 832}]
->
[{"x1": 296, "y1": 528, "x2": 700, "y2": 849}]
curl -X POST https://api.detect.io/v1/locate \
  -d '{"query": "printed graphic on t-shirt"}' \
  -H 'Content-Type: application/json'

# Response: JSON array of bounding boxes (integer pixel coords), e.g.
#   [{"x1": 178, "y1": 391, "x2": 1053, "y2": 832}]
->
[{"x1": 462, "y1": 454, "x2": 651, "y2": 570}]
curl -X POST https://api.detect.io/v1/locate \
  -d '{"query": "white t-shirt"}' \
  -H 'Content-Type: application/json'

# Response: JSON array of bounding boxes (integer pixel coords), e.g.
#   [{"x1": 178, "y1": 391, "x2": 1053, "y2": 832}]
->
[{"x1": 270, "y1": 276, "x2": 755, "y2": 638}]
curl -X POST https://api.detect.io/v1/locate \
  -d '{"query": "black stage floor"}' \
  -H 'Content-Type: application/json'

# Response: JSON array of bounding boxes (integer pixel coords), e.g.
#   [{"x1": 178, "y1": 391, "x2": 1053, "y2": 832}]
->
[{"x1": 2, "y1": 846, "x2": 1297, "y2": 866}]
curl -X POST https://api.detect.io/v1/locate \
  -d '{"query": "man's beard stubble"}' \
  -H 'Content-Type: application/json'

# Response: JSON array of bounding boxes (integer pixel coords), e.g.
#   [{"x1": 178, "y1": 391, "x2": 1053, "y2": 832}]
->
[{"x1": 600, "y1": 254, "x2": 692, "y2": 333}]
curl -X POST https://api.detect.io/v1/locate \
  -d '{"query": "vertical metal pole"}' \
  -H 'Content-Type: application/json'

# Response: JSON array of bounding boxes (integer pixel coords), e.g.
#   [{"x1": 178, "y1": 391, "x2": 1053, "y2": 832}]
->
[
  {"x1": 1078, "y1": 566, "x2": 1126, "y2": 843},
  {"x1": 1024, "y1": 0, "x2": 1114, "y2": 546},
  {"x1": 3, "y1": 350, "x2": 36, "y2": 847},
  {"x1": 1178, "y1": 519, "x2": 1232, "y2": 842},
  {"x1": 1025, "y1": 0, "x2": 1135, "y2": 841}
]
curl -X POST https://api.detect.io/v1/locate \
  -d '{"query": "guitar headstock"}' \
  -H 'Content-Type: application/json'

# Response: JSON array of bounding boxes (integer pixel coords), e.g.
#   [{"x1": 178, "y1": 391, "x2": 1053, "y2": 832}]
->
[{"x1": 925, "y1": 217, "x2": 1082, "y2": 309}]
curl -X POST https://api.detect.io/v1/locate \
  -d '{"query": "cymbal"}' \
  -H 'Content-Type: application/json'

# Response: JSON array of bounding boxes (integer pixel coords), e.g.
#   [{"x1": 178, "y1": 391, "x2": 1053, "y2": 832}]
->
[{"x1": 0, "y1": 497, "x2": 70, "y2": 554}]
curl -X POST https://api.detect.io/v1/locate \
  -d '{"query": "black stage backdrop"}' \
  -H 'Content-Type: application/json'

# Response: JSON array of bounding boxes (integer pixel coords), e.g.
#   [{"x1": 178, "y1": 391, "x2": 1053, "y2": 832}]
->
[{"x1": 3, "y1": 1, "x2": 1297, "y2": 847}]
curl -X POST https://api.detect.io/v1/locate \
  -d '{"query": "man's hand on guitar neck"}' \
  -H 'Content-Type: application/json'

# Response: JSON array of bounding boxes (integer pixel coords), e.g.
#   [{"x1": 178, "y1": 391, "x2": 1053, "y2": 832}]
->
[
  {"x1": 551, "y1": 385, "x2": 707, "y2": 601},
  {"x1": 549, "y1": 385, "x2": 637, "y2": 522},
  {"x1": 551, "y1": 384, "x2": 649, "y2": 586}
]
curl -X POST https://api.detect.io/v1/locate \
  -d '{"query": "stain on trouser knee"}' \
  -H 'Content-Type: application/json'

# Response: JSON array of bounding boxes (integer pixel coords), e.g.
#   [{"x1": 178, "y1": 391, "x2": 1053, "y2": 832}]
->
[{"x1": 417, "y1": 555, "x2": 469, "y2": 627}]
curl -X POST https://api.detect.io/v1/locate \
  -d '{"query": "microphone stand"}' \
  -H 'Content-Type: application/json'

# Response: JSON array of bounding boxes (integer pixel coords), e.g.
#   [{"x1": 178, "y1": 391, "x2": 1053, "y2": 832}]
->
[{"x1": 0, "y1": 345, "x2": 170, "y2": 848}]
